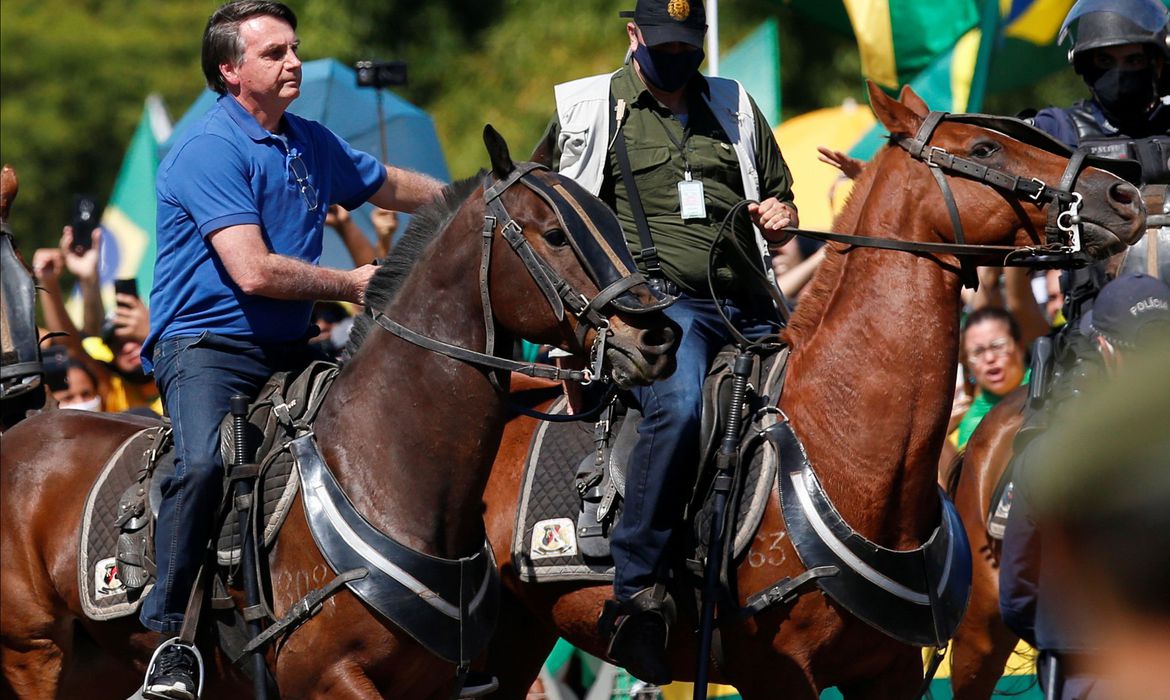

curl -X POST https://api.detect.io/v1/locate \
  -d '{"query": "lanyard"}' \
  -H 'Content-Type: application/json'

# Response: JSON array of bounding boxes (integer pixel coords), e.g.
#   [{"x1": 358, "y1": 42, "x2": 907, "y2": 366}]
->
[{"x1": 651, "y1": 106, "x2": 693, "y2": 176}]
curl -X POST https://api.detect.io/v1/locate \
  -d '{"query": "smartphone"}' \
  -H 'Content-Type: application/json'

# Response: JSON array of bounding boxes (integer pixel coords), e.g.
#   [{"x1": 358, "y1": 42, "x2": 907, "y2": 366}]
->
[
  {"x1": 41, "y1": 345, "x2": 71, "y2": 393},
  {"x1": 114, "y1": 278, "x2": 139, "y2": 305},
  {"x1": 70, "y1": 195, "x2": 100, "y2": 253}
]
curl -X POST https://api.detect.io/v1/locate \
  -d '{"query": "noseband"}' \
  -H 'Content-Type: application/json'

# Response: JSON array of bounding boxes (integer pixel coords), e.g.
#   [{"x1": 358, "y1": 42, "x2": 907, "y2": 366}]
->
[{"x1": 370, "y1": 163, "x2": 660, "y2": 387}]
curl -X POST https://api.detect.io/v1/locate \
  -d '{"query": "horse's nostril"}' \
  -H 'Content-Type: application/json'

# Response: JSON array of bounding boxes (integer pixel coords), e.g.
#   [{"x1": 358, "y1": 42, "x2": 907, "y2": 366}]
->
[
  {"x1": 638, "y1": 325, "x2": 677, "y2": 355},
  {"x1": 1109, "y1": 182, "x2": 1138, "y2": 208}
]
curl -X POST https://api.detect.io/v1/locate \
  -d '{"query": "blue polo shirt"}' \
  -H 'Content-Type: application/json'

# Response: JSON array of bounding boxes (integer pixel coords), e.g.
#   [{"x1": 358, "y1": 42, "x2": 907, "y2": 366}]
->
[{"x1": 144, "y1": 95, "x2": 385, "y2": 370}]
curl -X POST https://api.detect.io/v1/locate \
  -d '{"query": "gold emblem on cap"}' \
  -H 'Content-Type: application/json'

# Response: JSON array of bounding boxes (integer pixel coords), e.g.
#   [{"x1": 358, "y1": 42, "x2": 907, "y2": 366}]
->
[{"x1": 667, "y1": 0, "x2": 690, "y2": 22}]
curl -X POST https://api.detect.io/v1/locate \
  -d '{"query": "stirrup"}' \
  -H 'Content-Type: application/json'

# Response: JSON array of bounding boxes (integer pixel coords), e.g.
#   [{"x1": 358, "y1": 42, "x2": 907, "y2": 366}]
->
[
  {"x1": 598, "y1": 587, "x2": 676, "y2": 685},
  {"x1": 457, "y1": 670, "x2": 499, "y2": 698},
  {"x1": 134, "y1": 638, "x2": 205, "y2": 700}
]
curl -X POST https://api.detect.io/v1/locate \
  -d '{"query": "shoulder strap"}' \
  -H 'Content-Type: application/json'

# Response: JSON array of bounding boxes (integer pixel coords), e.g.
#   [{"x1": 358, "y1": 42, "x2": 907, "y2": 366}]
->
[{"x1": 610, "y1": 90, "x2": 661, "y2": 277}]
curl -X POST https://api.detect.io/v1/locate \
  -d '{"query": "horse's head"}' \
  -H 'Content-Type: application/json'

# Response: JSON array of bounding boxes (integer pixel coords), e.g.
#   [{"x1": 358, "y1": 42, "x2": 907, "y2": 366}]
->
[
  {"x1": 1, "y1": 164, "x2": 46, "y2": 412},
  {"x1": 478, "y1": 126, "x2": 677, "y2": 388},
  {"x1": 868, "y1": 82, "x2": 1146, "y2": 260}
]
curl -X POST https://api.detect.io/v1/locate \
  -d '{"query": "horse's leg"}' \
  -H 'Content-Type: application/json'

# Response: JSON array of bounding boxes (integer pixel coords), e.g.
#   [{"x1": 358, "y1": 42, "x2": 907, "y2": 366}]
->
[
  {"x1": 1, "y1": 445, "x2": 74, "y2": 698},
  {"x1": 949, "y1": 548, "x2": 1020, "y2": 700},
  {"x1": 1, "y1": 634, "x2": 67, "y2": 700},
  {"x1": 731, "y1": 664, "x2": 819, "y2": 700},
  {"x1": 836, "y1": 655, "x2": 924, "y2": 700},
  {"x1": 482, "y1": 589, "x2": 559, "y2": 699}
]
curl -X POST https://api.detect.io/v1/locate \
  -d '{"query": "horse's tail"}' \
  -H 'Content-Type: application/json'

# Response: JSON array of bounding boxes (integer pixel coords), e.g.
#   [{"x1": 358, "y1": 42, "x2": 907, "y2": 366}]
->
[{"x1": 943, "y1": 450, "x2": 965, "y2": 500}]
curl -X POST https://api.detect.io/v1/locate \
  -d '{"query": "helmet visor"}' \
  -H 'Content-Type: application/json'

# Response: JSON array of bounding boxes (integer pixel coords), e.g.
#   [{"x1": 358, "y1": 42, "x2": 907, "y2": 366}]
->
[{"x1": 1059, "y1": 0, "x2": 1170, "y2": 47}]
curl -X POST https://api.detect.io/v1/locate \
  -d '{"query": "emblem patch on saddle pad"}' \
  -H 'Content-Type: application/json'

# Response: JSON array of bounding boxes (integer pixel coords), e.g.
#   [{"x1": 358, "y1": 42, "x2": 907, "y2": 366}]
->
[
  {"x1": 94, "y1": 557, "x2": 127, "y2": 599},
  {"x1": 530, "y1": 518, "x2": 577, "y2": 559}
]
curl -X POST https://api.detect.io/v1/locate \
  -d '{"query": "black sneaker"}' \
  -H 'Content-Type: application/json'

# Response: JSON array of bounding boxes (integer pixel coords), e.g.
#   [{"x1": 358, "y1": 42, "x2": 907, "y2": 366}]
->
[{"x1": 143, "y1": 642, "x2": 200, "y2": 700}]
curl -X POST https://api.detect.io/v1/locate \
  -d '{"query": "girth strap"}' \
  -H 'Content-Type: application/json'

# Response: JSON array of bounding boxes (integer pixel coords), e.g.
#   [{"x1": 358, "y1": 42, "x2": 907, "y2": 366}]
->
[{"x1": 235, "y1": 567, "x2": 369, "y2": 661}]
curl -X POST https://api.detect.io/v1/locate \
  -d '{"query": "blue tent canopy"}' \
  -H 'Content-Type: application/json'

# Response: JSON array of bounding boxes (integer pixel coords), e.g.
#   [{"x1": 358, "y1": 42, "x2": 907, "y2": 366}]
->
[{"x1": 165, "y1": 58, "x2": 450, "y2": 269}]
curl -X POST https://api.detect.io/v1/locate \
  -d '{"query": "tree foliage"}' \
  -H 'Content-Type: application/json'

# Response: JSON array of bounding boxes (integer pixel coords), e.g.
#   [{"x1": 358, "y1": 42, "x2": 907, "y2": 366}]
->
[{"x1": 1, "y1": 0, "x2": 1085, "y2": 257}]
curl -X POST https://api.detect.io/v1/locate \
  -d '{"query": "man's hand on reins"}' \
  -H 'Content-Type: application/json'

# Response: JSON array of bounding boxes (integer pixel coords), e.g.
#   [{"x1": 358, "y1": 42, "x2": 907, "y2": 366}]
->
[{"x1": 750, "y1": 198, "x2": 798, "y2": 243}]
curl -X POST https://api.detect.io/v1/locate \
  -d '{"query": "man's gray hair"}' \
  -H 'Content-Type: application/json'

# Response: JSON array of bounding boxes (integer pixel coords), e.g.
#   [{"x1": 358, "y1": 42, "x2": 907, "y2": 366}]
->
[{"x1": 201, "y1": 1, "x2": 298, "y2": 95}]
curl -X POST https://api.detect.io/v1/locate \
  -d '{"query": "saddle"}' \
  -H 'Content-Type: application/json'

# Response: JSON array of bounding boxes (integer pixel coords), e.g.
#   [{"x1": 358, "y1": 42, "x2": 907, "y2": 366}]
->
[
  {"x1": 79, "y1": 361, "x2": 339, "y2": 621},
  {"x1": 513, "y1": 345, "x2": 789, "y2": 581}
]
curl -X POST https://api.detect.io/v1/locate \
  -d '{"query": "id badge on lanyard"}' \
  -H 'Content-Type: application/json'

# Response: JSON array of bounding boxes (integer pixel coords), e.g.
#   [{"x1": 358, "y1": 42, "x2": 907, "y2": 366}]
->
[{"x1": 678, "y1": 171, "x2": 706, "y2": 220}]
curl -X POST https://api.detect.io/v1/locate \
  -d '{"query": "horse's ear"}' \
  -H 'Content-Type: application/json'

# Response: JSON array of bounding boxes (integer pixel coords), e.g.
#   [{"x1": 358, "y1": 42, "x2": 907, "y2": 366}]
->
[
  {"x1": 898, "y1": 84, "x2": 930, "y2": 118},
  {"x1": 483, "y1": 125, "x2": 515, "y2": 178},
  {"x1": 868, "y1": 80, "x2": 922, "y2": 138},
  {"x1": 0, "y1": 164, "x2": 17, "y2": 223}
]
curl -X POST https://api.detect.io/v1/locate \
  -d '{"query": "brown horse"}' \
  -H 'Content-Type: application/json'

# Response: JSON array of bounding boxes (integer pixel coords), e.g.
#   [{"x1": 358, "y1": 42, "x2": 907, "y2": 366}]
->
[
  {"x1": 945, "y1": 389, "x2": 1027, "y2": 700},
  {"x1": 0, "y1": 129, "x2": 677, "y2": 699},
  {"x1": 946, "y1": 187, "x2": 1167, "y2": 699},
  {"x1": 478, "y1": 83, "x2": 1146, "y2": 699}
]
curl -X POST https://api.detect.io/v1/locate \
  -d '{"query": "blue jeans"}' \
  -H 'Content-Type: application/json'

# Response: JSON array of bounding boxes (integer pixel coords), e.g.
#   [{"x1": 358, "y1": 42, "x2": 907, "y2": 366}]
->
[
  {"x1": 610, "y1": 294, "x2": 778, "y2": 601},
  {"x1": 140, "y1": 332, "x2": 318, "y2": 633}
]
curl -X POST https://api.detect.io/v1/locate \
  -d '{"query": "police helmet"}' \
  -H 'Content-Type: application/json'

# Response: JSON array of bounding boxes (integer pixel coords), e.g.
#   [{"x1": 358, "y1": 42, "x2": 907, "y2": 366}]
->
[{"x1": 1059, "y1": 0, "x2": 1170, "y2": 72}]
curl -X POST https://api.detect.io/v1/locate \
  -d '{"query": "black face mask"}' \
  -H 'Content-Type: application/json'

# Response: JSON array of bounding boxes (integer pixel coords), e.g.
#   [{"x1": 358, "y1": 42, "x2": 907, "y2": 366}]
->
[
  {"x1": 633, "y1": 43, "x2": 704, "y2": 93},
  {"x1": 1087, "y1": 66, "x2": 1157, "y2": 125}
]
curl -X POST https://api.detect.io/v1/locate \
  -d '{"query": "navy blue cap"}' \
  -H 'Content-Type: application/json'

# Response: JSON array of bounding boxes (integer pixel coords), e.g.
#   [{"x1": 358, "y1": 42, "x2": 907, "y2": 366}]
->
[
  {"x1": 1091, "y1": 273, "x2": 1170, "y2": 347},
  {"x1": 621, "y1": 0, "x2": 707, "y2": 48}
]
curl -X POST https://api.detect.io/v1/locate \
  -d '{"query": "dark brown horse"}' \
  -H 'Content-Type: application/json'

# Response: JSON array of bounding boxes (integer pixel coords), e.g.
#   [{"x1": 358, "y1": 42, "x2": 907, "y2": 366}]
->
[
  {"x1": 0, "y1": 130, "x2": 677, "y2": 699},
  {"x1": 478, "y1": 84, "x2": 1146, "y2": 699},
  {"x1": 945, "y1": 389, "x2": 1027, "y2": 700}
]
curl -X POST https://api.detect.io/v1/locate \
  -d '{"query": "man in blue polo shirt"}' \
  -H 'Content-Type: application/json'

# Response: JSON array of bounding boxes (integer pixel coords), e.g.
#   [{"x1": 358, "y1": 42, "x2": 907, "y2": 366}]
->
[{"x1": 139, "y1": 3, "x2": 443, "y2": 697}]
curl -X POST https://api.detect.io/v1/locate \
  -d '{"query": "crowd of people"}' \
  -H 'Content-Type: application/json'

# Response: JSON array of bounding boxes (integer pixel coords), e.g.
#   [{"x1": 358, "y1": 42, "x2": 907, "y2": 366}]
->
[{"x1": 1, "y1": 0, "x2": 1166, "y2": 698}]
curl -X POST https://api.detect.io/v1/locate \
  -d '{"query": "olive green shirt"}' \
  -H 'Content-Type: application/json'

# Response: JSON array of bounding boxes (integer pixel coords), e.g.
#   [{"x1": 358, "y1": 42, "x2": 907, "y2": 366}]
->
[{"x1": 538, "y1": 66, "x2": 795, "y2": 297}]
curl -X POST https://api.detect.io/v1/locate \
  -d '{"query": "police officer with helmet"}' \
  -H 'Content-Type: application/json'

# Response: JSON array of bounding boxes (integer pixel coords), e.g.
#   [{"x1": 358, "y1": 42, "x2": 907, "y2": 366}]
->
[{"x1": 1029, "y1": 0, "x2": 1168, "y2": 186}]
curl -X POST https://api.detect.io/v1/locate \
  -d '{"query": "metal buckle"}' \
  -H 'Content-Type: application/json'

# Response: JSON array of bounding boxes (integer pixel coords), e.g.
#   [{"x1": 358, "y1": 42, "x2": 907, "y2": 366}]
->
[
  {"x1": 927, "y1": 146, "x2": 949, "y2": 167},
  {"x1": 481, "y1": 215, "x2": 496, "y2": 238},
  {"x1": 1027, "y1": 178, "x2": 1048, "y2": 202},
  {"x1": 502, "y1": 220, "x2": 523, "y2": 240}
]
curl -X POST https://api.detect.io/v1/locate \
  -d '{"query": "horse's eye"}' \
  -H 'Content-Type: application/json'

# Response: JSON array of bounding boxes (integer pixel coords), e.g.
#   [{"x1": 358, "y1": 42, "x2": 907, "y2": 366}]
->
[
  {"x1": 970, "y1": 142, "x2": 999, "y2": 159},
  {"x1": 543, "y1": 229, "x2": 568, "y2": 247}
]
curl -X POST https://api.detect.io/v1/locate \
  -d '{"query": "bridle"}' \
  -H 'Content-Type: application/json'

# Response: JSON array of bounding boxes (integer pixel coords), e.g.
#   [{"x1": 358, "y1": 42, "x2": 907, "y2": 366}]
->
[
  {"x1": 777, "y1": 111, "x2": 1137, "y2": 288},
  {"x1": 0, "y1": 219, "x2": 45, "y2": 400},
  {"x1": 369, "y1": 162, "x2": 668, "y2": 388}
]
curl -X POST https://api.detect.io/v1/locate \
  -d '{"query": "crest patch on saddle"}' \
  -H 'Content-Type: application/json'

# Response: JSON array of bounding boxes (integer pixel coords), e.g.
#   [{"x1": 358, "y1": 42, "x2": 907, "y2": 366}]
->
[{"x1": 530, "y1": 518, "x2": 578, "y2": 559}]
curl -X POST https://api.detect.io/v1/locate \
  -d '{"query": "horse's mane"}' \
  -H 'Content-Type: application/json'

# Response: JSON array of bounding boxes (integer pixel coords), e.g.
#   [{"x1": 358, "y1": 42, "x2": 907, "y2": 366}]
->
[
  {"x1": 782, "y1": 142, "x2": 888, "y2": 350},
  {"x1": 345, "y1": 172, "x2": 485, "y2": 356}
]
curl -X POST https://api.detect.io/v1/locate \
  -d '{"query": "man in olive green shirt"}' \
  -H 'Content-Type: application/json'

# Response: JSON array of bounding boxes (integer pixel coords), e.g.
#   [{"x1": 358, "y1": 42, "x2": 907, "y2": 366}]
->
[{"x1": 533, "y1": 0, "x2": 797, "y2": 684}]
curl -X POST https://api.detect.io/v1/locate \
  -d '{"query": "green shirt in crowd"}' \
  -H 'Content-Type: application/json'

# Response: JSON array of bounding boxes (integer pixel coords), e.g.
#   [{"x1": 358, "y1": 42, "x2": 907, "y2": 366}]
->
[
  {"x1": 537, "y1": 65, "x2": 795, "y2": 298},
  {"x1": 955, "y1": 369, "x2": 1032, "y2": 450}
]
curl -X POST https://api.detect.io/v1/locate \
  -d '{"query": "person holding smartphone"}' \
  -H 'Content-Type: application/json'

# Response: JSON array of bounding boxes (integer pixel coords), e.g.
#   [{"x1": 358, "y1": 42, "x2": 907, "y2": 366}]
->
[{"x1": 32, "y1": 232, "x2": 162, "y2": 416}]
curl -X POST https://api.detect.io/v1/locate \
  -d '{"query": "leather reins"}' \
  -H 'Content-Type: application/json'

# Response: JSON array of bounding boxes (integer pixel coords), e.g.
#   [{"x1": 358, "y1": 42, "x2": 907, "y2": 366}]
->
[{"x1": 778, "y1": 111, "x2": 1095, "y2": 288}]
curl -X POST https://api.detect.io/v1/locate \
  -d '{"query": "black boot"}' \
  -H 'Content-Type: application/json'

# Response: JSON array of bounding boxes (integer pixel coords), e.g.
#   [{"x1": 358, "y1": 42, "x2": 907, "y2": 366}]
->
[{"x1": 598, "y1": 587, "x2": 676, "y2": 685}]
